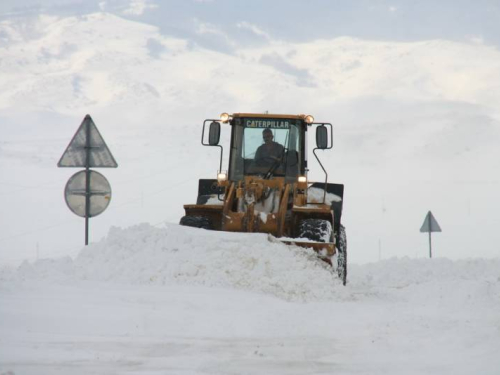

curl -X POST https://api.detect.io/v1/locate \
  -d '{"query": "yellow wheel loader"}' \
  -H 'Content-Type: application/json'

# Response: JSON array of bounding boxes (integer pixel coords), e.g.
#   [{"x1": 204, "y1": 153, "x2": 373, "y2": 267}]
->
[{"x1": 180, "y1": 113, "x2": 347, "y2": 285}]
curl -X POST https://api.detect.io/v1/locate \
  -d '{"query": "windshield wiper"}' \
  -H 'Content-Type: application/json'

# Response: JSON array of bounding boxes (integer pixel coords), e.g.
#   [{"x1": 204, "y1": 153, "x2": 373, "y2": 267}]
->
[{"x1": 264, "y1": 148, "x2": 287, "y2": 180}]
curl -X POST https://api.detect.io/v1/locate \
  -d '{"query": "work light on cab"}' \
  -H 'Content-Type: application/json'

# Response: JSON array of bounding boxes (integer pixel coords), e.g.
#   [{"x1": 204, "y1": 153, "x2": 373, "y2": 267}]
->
[
  {"x1": 304, "y1": 115, "x2": 314, "y2": 124},
  {"x1": 220, "y1": 112, "x2": 230, "y2": 123}
]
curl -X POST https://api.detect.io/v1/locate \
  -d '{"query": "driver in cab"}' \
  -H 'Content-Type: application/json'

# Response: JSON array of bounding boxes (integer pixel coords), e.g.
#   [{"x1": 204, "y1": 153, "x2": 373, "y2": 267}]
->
[{"x1": 254, "y1": 128, "x2": 284, "y2": 167}]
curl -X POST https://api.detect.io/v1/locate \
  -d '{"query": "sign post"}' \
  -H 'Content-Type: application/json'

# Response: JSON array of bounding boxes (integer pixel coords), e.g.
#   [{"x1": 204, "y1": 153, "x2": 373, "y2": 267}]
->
[
  {"x1": 64, "y1": 170, "x2": 112, "y2": 243},
  {"x1": 420, "y1": 211, "x2": 442, "y2": 258},
  {"x1": 85, "y1": 119, "x2": 91, "y2": 246},
  {"x1": 58, "y1": 115, "x2": 118, "y2": 245}
]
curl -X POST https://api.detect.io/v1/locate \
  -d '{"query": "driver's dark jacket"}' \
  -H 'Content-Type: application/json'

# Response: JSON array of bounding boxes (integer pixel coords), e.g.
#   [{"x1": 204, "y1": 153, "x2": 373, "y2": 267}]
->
[{"x1": 255, "y1": 141, "x2": 284, "y2": 162}]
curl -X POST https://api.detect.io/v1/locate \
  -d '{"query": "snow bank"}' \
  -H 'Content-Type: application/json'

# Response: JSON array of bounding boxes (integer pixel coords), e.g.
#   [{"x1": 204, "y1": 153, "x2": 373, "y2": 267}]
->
[
  {"x1": 350, "y1": 257, "x2": 500, "y2": 287},
  {"x1": 11, "y1": 223, "x2": 342, "y2": 301},
  {"x1": 4, "y1": 223, "x2": 499, "y2": 304},
  {"x1": 348, "y1": 257, "x2": 500, "y2": 307}
]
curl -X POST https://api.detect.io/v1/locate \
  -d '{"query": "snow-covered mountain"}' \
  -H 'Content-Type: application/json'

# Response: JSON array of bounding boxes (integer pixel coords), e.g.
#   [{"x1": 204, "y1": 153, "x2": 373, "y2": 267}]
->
[
  {"x1": 2, "y1": 13, "x2": 500, "y2": 112},
  {"x1": 1, "y1": 12, "x2": 500, "y2": 265}
]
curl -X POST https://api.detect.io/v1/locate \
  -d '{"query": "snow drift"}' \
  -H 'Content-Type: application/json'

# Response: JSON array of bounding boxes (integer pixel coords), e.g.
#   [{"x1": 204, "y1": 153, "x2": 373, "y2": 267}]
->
[
  {"x1": 2, "y1": 224, "x2": 500, "y2": 374},
  {"x1": 5, "y1": 223, "x2": 500, "y2": 304},
  {"x1": 11, "y1": 224, "x2": 341, "y2": 301}
]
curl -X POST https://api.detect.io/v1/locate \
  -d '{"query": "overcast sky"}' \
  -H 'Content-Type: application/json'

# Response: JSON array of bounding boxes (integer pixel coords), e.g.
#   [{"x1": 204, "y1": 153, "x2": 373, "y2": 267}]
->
[{"x1": 2, "y1": 0, "x2": 500, "y2": 51}]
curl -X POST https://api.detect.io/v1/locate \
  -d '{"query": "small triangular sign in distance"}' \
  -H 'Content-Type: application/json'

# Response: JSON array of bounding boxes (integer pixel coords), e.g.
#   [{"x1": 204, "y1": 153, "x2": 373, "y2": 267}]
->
[
  {"x1": 57, "y1": 115, "x2": 118, "y2": 168},
  {"x1": 420, "y1": 211, "x2": 442, "y2": 233}
]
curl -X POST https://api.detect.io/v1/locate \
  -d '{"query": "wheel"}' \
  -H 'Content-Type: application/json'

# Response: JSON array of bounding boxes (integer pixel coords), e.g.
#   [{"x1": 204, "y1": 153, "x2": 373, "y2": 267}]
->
[
  {"x1": 298, "y1": 219, "x2": 333, "y2": 242},
  {"x1": 179, "y1": 215, "x2": 212, "y2": 229},
  {"x1": 336, "y1": 224, "x2": 347, "y2": 285}
]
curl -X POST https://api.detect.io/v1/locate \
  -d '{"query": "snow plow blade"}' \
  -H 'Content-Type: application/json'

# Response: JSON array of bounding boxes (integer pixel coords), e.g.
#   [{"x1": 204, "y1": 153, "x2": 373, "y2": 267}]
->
[{"x1": 268, "y1": 235, "x2": 335, "y2": 262}]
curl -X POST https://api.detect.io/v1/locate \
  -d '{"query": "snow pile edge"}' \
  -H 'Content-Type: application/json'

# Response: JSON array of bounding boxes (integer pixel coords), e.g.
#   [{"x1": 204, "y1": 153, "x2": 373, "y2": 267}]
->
[{"x1": 13, "y1": 223, "x2": 342, "y2": 301}]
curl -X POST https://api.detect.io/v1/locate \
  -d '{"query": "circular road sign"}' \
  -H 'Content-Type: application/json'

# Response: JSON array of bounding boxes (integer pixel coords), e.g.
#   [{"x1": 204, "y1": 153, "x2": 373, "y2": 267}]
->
[{"x1": 64, "y1": 170, "x2": 112, "y2": 218}]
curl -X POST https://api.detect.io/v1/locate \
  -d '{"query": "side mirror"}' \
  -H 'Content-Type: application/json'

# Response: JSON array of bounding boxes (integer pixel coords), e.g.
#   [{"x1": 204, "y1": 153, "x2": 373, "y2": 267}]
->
[
  {"x1": 316, "y1": 125, "x2": 328, "y2": 149},
  {"x1": 208, "y1": 121, "x2": 221, "y2": 146}
]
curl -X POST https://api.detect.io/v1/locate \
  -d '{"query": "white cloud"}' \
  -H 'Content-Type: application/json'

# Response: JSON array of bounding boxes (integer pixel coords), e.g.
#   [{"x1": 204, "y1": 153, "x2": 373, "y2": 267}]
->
[
  {"x1": 237, "y1": 22, "x2": 271, "y2": 40},
  {"x1": 122, "y1": 0, "x2": 158, "y2": 16},
  {"x1": 467, "y1": 35, "x2": 484, "y2": 45},
  {"x1": 194, "y1": 20, "x2": 225, "y2": 36},
  {"x1": 193, "y1": 18, "x2": 236, "y2": 48},
  {"x1": 389, "y1": 6, "x2": 397, "y2": 13}
]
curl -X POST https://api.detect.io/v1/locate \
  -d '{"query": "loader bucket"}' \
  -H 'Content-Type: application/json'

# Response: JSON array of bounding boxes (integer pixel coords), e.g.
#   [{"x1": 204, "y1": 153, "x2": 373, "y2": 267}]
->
[{"x1": 268, "y1": 235, "x2": 335, "y2": 263}]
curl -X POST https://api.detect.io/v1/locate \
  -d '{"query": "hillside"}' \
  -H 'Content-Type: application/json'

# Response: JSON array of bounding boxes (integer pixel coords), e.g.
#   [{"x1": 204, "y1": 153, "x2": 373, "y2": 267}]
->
[{"x1": 1, "y1": 12, "x2": 500, "y2": 265}]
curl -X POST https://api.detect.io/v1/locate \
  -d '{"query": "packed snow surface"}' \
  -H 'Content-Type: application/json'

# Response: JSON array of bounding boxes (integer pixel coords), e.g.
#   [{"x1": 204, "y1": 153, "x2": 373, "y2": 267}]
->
[
  {"x1": 1, "y1": 224, "x2": 499, "y2": 374},
  {"x1": 12, "y1": 223, "x2": 340, "y2": 301}
]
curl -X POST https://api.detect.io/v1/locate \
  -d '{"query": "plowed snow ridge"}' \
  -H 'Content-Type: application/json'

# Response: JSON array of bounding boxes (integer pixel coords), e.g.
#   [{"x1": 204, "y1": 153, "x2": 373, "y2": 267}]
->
[
  {"x1": 12, "y1": 224, "x2": 341, "y2": 301},
  {"x1": 5, "y1": 223, "x2": 500, "y2": 303}
]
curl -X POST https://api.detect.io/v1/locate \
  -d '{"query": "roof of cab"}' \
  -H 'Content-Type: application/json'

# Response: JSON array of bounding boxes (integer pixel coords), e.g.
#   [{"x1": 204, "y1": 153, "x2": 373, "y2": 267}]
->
[{"x1": 231, "y1": 113, "x2": 308, "y2": 120}]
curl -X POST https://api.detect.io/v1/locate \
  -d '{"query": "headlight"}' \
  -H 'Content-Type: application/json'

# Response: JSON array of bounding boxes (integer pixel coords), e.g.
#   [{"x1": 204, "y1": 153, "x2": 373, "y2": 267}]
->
[
  {"x1": 304, "y1": 114, "x2": 314, "y2": 124},
  {"x1": 217, "y1": 172, "x2": 227, "y2": 183},
  {"x1": 220, "y1": 112, "x2": 230, "y2": 123},
  {"x1": 297, "y1": 175, "x2": 307, "y2": 189}
]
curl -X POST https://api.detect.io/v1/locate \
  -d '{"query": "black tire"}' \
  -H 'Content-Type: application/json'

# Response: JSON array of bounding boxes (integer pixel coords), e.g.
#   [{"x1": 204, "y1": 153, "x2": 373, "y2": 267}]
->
[
  {"x1": 336, "y1": 224, "x2": 347, "y2": 285},
  {"x1": 298, "y1": 219, "x2": 333, "y2": 243},
  {"x1": 179, "y1": 215, "x2": 212, "y2": 230}
]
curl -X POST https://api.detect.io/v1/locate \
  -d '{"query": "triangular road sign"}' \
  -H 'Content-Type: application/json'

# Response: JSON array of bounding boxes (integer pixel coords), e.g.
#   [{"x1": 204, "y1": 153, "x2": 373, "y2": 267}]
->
[
  {"x1": 420, "y1": 211, "x2": 442, "y2": 233},
  {"x1": 58, "y1": 115, "x2": 118, "y2": 168}
]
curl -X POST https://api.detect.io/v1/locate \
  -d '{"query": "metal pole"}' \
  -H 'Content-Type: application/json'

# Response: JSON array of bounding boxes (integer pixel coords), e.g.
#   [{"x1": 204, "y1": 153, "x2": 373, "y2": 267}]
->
[
  {"x1": 428, "y1": 217, "x2": 432, "y2": 258},
  {"x1": 85, "y1": 118, "x2": 91, "y2": 246},
  {"x1": 428, "y1": 232, "x2": 432, "y2": 258},
  {"x1": 85, "y1": 167, "x2": 90, "y2": 246}
]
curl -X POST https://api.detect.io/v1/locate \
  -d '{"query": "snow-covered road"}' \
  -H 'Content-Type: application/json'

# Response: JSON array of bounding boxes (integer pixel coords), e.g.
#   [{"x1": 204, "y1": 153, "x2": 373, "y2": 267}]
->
[{"x1": 1, "y1": 224, "x2": 499, "y2": 374}]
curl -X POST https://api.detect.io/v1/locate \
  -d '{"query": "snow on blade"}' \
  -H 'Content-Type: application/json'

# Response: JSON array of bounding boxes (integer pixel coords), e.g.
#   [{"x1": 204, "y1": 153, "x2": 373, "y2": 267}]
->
[{"x1": 307, "y1": 187, "x2": 342, "y2": 204}]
